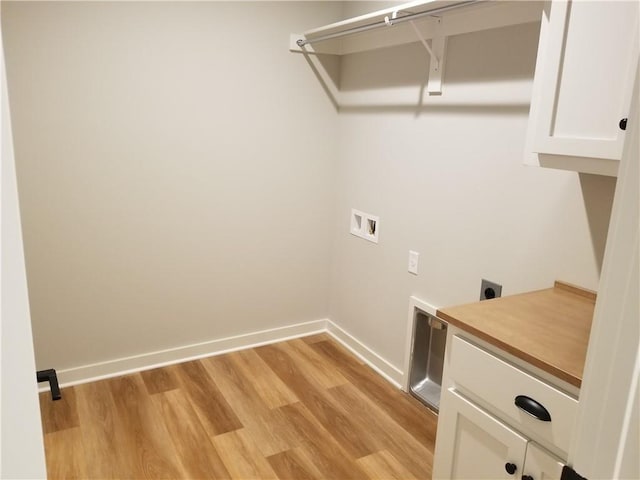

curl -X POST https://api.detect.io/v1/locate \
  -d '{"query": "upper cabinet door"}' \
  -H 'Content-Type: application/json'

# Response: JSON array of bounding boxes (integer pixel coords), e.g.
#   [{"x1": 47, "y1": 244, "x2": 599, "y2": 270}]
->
[{"x1": 526, "y1": 1, "x2": 639, "y2": 176}]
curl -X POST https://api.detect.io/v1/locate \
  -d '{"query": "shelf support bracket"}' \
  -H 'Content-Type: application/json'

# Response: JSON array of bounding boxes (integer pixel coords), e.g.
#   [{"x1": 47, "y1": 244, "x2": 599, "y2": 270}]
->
[
  {"x1": 409, "y1": 19, "x2": 437, "y2": 67},
  {"x1": 408, "y1": 18, "x2": 447, "y2": 95}
]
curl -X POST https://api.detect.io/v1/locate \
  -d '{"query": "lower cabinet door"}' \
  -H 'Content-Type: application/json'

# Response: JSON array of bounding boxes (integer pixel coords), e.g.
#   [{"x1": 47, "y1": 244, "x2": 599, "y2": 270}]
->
[
  {"x1": 522, "y1": 443, "x2": 564, "y2": 480},
  {"x1": 434, "y1": 389, "x2": 528, "y2": 479}
]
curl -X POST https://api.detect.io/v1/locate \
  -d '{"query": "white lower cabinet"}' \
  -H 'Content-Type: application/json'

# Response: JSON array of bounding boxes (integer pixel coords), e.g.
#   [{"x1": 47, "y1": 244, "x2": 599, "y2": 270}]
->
[
  {"x1": 435, "y1": 388, "x2": 564, "y2": 480},
  {"x1": 433, "y1": 334, "x2": 575, "y2": 479},
  {"x1": 436, "y1": 389, "x2": 527, "y2": 479},
  {"x1": 522, "y1": 443, "x2": 564, "y2": 480}
]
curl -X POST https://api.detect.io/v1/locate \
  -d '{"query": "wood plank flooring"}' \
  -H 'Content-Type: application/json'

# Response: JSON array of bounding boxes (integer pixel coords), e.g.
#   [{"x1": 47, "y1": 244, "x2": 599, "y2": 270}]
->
[{"x1": 39, "y1": 334, "x2": 438, "y2": 479}]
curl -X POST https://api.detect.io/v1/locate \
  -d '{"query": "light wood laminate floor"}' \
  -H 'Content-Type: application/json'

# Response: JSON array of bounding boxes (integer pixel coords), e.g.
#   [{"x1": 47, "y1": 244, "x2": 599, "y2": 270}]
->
[{"x1": 39, "y1": 334, "x2": 438, "y2": 479}]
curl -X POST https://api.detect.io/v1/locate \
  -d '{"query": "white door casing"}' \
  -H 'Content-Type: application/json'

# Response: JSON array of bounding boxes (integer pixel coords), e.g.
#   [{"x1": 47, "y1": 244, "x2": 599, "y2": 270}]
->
[
  {"x1": 569, "y1": 57, "x2": 640, "y2": 478},
  {"x1": 0, "y1": 7, "x2": 48, "y2": 477}
]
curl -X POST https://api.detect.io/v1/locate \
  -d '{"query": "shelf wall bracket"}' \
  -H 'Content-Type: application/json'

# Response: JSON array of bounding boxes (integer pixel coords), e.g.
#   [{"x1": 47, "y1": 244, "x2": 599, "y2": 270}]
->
[
  {"x1": 408, "y1": 19, "x2": 437, "y2": 67},
  {"x1": 408, "y1": 17, "x2": 447, "y2": 95}
]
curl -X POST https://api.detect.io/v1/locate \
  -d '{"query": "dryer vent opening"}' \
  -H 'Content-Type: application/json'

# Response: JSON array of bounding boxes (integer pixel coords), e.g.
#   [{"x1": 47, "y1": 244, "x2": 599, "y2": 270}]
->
[{"x1": 408, "y1": 311, "x2": 447, "y2": 412}]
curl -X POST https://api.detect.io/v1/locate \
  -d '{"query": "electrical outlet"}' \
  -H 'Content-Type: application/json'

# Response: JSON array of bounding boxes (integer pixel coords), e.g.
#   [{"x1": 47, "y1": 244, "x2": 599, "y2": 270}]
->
[
  {"x1": 408, "y1": 251, "x2": 419, "y2": 275},
  {"x1": 480, "y1": 279, "x2": 502, "y2": 301}
]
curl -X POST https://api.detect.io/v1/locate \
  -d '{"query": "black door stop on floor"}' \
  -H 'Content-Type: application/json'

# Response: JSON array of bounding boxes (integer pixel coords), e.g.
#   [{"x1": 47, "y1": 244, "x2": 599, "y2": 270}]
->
[{"x1": 37, "y1": 369, "x2": 61, "y2": 401}]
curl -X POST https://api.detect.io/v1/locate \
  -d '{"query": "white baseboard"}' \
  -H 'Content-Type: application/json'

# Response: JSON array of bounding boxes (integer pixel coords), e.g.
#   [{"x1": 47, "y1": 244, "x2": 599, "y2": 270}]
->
[
  {"x1": 40, "y1": 317, "x2": 407, "y2": 392},
  {"x1": 45, "y1": 319, "x2": 328, "y2": 389},
  {"x1": 326, "y1": 320, "x2": 404, "y2": 388}
]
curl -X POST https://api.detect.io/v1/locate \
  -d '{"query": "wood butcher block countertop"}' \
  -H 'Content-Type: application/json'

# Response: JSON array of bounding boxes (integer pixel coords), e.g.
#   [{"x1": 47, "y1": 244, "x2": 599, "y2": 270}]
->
[{"x1": 436, "y1": 281, "x2": 596, "y2": 388}]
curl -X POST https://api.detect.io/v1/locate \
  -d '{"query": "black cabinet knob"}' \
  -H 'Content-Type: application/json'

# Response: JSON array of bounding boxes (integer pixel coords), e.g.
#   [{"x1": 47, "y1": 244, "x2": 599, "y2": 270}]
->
[
  {"x1": 620, "y1": 118, "x2": 628, "y2": 130},
  {"x1": 522, "y1": 475, "x2": 535, "y2": 480},
  {"x1": 505, "y1": 463, "x2": 518, "y2": 475}
]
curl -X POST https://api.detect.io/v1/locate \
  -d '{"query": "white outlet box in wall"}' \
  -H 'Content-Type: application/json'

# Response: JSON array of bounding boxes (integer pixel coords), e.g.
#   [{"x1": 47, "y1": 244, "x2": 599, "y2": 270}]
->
[{"x1": 351, "y1": 209, "x2": 379, "y2": 243}]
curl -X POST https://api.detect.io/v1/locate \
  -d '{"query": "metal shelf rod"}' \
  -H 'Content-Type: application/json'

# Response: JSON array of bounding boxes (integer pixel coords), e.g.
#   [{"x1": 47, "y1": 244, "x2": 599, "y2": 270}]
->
[{"x1": 296, "y1": 0, "x2": 480, "y2": 48}]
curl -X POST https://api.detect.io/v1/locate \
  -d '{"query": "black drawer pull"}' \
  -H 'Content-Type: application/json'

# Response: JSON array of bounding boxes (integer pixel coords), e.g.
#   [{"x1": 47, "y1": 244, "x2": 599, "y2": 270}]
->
[{"x1": 514, "y1": 395, "x2": 551, "y2": 421}]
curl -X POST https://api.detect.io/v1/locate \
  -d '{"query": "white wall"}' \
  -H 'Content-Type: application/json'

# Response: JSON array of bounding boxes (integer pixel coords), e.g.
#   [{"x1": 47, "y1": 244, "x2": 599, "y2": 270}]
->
[
  {"x1": 2, "y1": 2, "x2": 341, "y2": 375},
  {"x1": 0, "y1": 7, "x2": 47, "y2": 475},
  {"x1": 3, "y1": 2, "x2": 616, "y2": 387},
  {"x1": 328, "y1": 21, "x2": 616, "y2": 369}
]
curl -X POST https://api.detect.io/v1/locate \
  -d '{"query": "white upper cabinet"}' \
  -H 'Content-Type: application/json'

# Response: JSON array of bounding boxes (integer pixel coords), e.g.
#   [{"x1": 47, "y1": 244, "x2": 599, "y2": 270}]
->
[{"x1": 525, "y1": 1, "x2": 639, "y2": 177}]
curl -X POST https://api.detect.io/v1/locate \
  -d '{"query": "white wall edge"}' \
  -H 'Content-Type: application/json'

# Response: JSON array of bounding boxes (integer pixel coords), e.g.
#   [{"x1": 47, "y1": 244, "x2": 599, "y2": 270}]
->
[
  {"x1": 1, "y1": 14, "x2": 47, "y2": 476},
  {"x1": 402, "y1": 296, "x2": 440, "y2": 392},
  {"x1": 43, "y1": 319, "x2": 329, "y2": 389},
  {"x1": 409, "y1": 295, "x2": 439, "y2": 318},
  {"x1": 325, "y1": 319, "x2": 403, "y2": 388}
]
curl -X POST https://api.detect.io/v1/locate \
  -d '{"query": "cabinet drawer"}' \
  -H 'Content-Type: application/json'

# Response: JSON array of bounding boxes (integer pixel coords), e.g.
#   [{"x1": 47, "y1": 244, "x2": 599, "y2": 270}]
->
[{"x1": 448, "y1": 335, "x2": 578, "y2": 454}]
